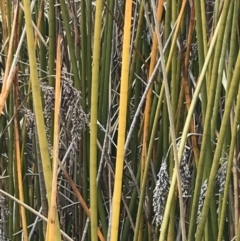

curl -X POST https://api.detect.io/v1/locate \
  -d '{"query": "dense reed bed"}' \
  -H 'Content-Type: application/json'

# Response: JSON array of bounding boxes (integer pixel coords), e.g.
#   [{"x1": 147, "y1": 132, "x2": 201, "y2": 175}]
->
[{"x1": 0, "y1": 0, "x2": 239, "y2": 240}]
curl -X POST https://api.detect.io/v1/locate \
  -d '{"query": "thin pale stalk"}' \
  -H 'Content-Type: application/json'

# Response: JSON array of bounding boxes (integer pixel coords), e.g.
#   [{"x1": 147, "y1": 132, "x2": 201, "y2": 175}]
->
[
  {"x1": 14, "y1": 71, "x2": 28, "y2": 241},
  {"x1": 46, "y1": 35, "x2": 62, "y2": 241},
  {"x1": 129, "y1": 3, "x2": 144, "y2": 174},
  {"x1": 90, "y1": 0, "x2": 104, "y2": 240},
  {"x1": 99, "y1": 0, "x2": 115, "y2": 129},
  {"x1": 0, "y1": 2, "x2": 15, "y2": 238},
  {"x1": 59, "y1": 0, "x2": 80, "y2": 89},
  {"x1": 80, "y1": 1, "x2": 89, "y2": 238},
  {"x1": 0, "y1": 0, "x2": 9, "y2": 61},
  {"x1": 48, "y1": 0, "x2": 55, "y2": 87},
  {"x1": 170, "y1": 0, "x2": 178, "y2": 115},
  {"x1": 193, "y1": 0, "x2": 208, "y2": 120},
  {"x1": 86, "y1": 0, "x2": 92, "y2": 106},
  {"x1": 0, "y1": 5, "x2": 18, "y2": 101},
  {"x1": 14, "y1": 87, "x2": 28, "y2": 241},
  {"x1": 128, "y1": 2, "x2": 144, "y2": 90}
]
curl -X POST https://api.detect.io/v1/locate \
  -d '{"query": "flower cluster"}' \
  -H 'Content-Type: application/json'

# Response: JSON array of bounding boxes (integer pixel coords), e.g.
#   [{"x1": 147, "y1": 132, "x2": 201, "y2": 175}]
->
[
  {"x1": 197, "y1": 179, "x2": 208, "y2": 224},
  {"x1": 179, "y1": 144, "x2": 192, "y2": 198},
  {"x1": 21, "y1": 77, "x2": 89, "y2": 156},
  {"x1": 22, "y1": 107, "x2": 35, "y2": 139},
  {"x1": 153, "y1": 161, "x2": 170, "y2": 226},
  {"x1": 41, "y1": 82, "x2": 55, "y2": 131},
  {"x1": 216, "y1": 161, "x2": 227, "y2": 194},
  {"x1": 61, "y1": 78, "x2": 89, "y2": 151},
  {"x1": 0, "y1": 195, "x2": 10, "y2": 241}
]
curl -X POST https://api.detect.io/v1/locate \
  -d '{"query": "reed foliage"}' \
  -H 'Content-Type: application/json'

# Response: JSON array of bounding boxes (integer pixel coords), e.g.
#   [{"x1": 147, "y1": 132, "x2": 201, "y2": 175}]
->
[{"x1": 0, "y1": 0, "x2": 239, "y2": 240}]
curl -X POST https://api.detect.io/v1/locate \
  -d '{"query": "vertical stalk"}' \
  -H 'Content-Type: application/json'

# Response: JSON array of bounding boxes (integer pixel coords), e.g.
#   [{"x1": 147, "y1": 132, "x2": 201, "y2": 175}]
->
[
  {"x1": 22, "y1": 0, "x2": 62, "y2": 239},
  {"x1": 46, "y1": 35, "x2": 62, "y2": 241},
  {"x1": 90, "y1": 0, "x2": 104, "y2": 240},
  {"x1": 109, "y1": 1, "x2": 132, "y2": 240},
  {"x1": 14, "y1": 69, "x2": 28, "y2": 241},
  {"x1": 59, "y1": 0, "x2": 80, "y2": 89},
  {"x1": 48, "y1": 0, "x2": 55, "y2": 87}
]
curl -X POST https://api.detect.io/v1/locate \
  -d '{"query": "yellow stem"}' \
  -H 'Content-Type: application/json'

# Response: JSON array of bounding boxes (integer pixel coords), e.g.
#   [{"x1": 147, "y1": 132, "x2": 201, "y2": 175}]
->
[{"x1": 110, "y1": 0, "x2": 133, "y2": 240}]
